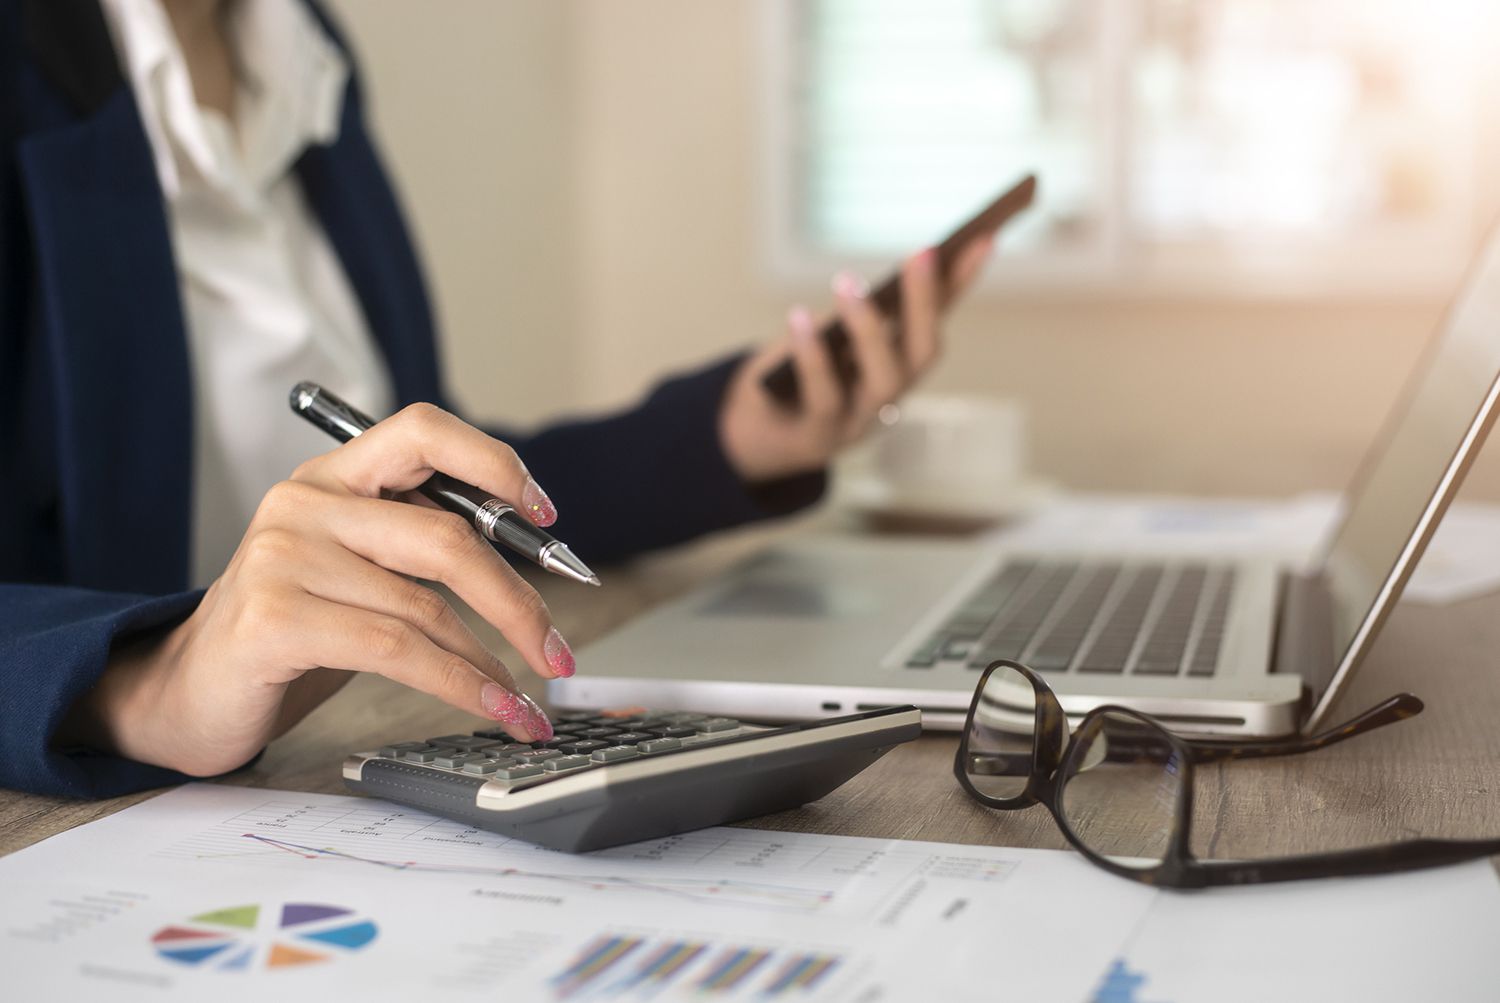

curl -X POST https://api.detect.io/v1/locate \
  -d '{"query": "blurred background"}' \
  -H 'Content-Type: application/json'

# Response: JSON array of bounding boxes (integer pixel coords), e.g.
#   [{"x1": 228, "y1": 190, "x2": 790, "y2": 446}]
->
[{"x1": 323, "y1": 0, "x2": 1500, "y2": 500}]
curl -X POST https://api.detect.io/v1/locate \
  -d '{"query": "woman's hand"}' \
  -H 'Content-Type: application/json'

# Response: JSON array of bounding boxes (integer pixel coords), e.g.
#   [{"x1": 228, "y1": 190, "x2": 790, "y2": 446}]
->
[
  {"x1": 719, "y1": 234, "x2": 996, "y2": 483},
  {"x1": 64, "y1": 404, "x2": 573, "y2": 777}
]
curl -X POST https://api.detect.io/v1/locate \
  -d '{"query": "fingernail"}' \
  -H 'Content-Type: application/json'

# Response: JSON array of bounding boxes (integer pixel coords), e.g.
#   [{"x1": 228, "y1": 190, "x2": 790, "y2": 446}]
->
[
  {"x1": 522, "y1": 477, "x2": 557, "y2": 527},
  {"x1": 787, "y1": 305, "x2": 814, "y2": 343},
  {"x1": 544, "y1": 627, "x2": 576, "y2": 678},
  {"x1": 916, "y1": 246, "x2": 938, "y2": 271},
  {"x1": 481, "y1": 682, "x2": 530, "y2": 730},
  {"x1": 480, "y1": 683, "x2": 554, "y2": 742},
  {"x1": 832, "y1": 270, "x2": 868, "y2": 301},
  {"x1": 520, "y1": 694, "x2": 553, "y2": 741}
]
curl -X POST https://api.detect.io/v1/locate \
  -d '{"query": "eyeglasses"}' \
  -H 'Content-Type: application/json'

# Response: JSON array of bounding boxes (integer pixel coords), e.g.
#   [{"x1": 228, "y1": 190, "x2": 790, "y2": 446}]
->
[{"x1": 955, "y1": 659, "x2": 1500, "y2": 888}]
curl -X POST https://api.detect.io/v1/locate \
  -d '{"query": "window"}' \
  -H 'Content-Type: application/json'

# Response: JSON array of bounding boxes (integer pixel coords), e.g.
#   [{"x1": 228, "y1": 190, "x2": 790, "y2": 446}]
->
[{"x1": 769, "y1": 0, "x2": 1497, "y2": 294}]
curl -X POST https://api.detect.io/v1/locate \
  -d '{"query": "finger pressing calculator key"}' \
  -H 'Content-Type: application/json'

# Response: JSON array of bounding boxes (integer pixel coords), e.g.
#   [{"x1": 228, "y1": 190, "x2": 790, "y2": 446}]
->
[{"x1": 344, "y1": 706, "x2": 920, "y2": 852}]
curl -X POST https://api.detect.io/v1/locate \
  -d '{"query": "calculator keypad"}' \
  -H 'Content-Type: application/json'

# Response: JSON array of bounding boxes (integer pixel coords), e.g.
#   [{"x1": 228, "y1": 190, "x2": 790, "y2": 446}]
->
[{"x1": 365, "y1": 712, "x2": 762, "y2": 789}]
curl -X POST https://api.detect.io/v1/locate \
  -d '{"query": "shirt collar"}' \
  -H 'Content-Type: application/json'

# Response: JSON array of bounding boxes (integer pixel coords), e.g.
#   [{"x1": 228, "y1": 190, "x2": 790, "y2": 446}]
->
[{"x1": 97, "y1": 0, "x2": 348, "y2": 203}]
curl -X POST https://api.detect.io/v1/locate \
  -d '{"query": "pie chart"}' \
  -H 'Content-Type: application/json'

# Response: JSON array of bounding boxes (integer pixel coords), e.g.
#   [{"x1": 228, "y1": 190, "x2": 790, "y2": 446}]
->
[{"x1": 151, "y1": 902, "x2": 378, "y2": 972}]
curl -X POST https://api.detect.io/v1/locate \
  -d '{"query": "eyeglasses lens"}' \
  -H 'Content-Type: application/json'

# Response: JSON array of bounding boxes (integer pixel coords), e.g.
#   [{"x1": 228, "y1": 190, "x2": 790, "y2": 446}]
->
[
  {"x1": 1057, "y1": 711, "x2": 1185, "y2": 869},
  {"x1": 964, "y1": 664, "x2": 1042, "y2": 800}
]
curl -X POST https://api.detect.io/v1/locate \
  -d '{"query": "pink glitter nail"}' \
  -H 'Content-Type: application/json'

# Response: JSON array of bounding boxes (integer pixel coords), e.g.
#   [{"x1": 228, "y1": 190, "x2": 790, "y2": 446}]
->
[
  {"x1": 544, "y1": 627, "x2": 576, "y2": 677},
  {"x1": 480, "y1": 683, "x2": 533, "y2": 736},
  {"x1": 520, "y1": 694, "x2": 554, "y2": 741},
  {"x1": 523, "y1": 477, "x2": 557, "y2": 527}
]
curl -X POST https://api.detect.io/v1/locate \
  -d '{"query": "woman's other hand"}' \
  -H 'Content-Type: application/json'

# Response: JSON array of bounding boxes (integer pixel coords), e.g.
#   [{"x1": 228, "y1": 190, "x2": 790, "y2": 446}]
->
[{"x1": 719, "y1": 234, "x2": 995, "y2": 483}]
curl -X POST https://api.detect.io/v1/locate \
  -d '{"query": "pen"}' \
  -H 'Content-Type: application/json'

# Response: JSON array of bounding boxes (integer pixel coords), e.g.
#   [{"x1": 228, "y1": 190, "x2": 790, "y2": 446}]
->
[{"x1": 289, "y1": 382, "x2": 601, "y2": 587}]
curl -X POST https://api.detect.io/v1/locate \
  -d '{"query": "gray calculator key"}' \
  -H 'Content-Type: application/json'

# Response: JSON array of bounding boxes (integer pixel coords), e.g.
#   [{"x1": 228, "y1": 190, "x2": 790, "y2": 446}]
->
[
  {"x1": 401, "y1": 746, "x2": 441, "y2": 762},
  {"x1": 696, "y1": 718, "x2": 740, "y2": 734},
  {"x1": 637, "y1": 738, "x2": 681, "y2": 754},
  {"x1": 514, "y1": 749, "x2": 562, "y2": 763},
  {"x1": 652, "y1": 726, "x2": 698, "y2": 739},
  {"x1": 542, "y1": 755, "x2": 592, "y2": 772},
  {"x1": 493, "y1": 764, "x2": 545, "y2": 779},
  {"x1": 485, "y1": 744, "x2": 531, "y2": 757},
  {"x1": 434, "y1": 752, "x2": 485, "y2": 769},
  {"x1": 427, "y1": 735, "x2": 500, "y2": 751},
  {"x1": 591, "y1": 745, "x2": 640, "y2": 763},
  {"x1": 559, "y1": 739, "x2": 610, "y2": 755},
  {"x1": 461, "y1": 759, "x2": 502, "y2": 775},
  {"x1": 378, "y1": 741, "x2": 427, "y2": 758}
]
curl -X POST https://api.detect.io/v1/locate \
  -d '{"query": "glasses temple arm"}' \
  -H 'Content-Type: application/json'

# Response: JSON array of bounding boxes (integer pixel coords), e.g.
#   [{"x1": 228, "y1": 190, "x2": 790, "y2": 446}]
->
[
  {"x1": 1194, "y1": 835, "x2": 1500, "y2": 887},
  {"x1": 1186, "y1": 693, "x2": 1424, "y2": 764}
]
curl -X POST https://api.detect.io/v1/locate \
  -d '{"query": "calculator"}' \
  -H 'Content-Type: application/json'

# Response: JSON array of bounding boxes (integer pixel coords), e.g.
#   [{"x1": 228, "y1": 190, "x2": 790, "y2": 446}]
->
[{"x1": 343, "y1": 706, "x2": 921, "y2": 852}]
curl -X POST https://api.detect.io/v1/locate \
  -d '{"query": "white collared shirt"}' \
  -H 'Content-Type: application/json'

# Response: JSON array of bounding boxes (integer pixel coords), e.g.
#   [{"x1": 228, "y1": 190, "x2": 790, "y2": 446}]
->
[{"x1": 99, "y1": 0, "x2": 396, "y2": 588}]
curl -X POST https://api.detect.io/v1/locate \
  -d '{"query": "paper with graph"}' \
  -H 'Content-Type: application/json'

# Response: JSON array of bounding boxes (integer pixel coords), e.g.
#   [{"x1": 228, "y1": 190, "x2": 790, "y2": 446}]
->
[{"x1": 1, "y1": 784, "x2": 1497, "y2": 1002}]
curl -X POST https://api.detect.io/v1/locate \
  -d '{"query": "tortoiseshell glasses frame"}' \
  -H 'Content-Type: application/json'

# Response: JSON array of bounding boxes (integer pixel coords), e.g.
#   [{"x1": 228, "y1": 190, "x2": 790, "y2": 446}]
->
[{"x1": 955, "y1": 659, "x2": 1500, "y2": 888}]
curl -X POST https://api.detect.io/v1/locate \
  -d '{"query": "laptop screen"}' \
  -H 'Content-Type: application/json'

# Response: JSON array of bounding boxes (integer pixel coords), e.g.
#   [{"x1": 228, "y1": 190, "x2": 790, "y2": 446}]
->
[{"x1": 1316, "y1": 231, "x2": 1500, "y2": 716}]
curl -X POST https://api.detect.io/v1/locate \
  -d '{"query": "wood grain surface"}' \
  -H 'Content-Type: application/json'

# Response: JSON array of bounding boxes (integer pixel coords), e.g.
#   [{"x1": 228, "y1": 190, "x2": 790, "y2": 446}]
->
[{"x1": 5, "y1": 522, "x2": 1500, "y2": 867}]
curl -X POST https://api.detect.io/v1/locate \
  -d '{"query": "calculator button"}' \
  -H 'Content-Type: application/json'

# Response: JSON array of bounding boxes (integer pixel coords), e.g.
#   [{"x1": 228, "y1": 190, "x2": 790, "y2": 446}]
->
[
  {"x1": 493, "y1": 764, "x2": 545, "y2": 779},
  {"x1": 559, "y1": 739, "x2": 610, "y2": 755},
  {"x1": 378, "y1": 742, "x2": 427, "y2": 758},
  {"x1": 543, "y1": 755, "x2": 593, "y2": 772},
  {"x1": 485, "y1": 744, "x2": 531, "y2": 757},
  {"x1": 591, "y1": 746, "x2": 641, "y2": 763},
  {"x1": 637, "y1": 738, "x2": 681, "y2": 754},
  {"x1": 556, "y1": 711, "x2": 596, "y2": 722},
  {"x1": 434, "y1": 752, "x2": 485, "y2": 769},
  {"x1": 651, "y1": 726, "x2": 698, "y2": 740},
  {"x1": 578, "y1": 727, "x2": 621, "y2": 739},
  {"x1": 462, "y1": 759, "x2": 502, "y2": 775},
  {"x1": 401, "y1": 746, "x2": 442, "y2": 762},
  {"x1": 427, "y1": 735, "x2": 499, "y2": 751},
  {"x1": 608, "y1": 732, "x2": 656, "y2": 745},
  {"x1": 513, "y1": 749, "x2": 562, "y2": 763},
  {"x1": 696, "y1": 718, "x2": 740, "y2": 734}
]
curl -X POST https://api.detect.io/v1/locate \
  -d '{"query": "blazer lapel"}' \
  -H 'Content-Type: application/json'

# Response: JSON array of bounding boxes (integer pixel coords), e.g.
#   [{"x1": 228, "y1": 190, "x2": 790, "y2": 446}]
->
[{"x1": 20, "y1": 0, "x2": 194, "y2": 594}]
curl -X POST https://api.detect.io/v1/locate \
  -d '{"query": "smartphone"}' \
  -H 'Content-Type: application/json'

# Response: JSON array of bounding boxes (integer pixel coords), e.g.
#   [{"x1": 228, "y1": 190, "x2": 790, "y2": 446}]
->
[{"x1": 761, "y1": 173, "x2": 1037, "y2": 407}]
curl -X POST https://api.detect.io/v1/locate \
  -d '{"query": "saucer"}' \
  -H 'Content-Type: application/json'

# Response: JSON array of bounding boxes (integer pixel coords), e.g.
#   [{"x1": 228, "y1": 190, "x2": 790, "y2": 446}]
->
[{"x1": 840, "y1": 474, "x2": 1056, "y2": 525}]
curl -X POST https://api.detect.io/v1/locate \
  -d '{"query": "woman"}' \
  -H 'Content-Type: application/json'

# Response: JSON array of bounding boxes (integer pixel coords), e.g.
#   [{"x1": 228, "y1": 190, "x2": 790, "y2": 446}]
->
[{"x1": 0, "y1": 0, "x2": 993, "y2": 798}]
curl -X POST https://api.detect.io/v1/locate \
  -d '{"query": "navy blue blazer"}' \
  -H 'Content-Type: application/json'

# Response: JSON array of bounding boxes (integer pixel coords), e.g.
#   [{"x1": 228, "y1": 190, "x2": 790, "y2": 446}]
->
[{"x1": 0, "y1": 0, "x2": 822, "y2": 799}]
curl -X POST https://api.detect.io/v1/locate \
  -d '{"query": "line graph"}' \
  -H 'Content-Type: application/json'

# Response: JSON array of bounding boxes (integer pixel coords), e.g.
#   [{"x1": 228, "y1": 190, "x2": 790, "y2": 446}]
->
[
  {"x1": 235, "y1": 832, "x2": 835, "y2": 911},
  {"x1": 152, "y1": 801, "x2": 851, "y2": 913}
]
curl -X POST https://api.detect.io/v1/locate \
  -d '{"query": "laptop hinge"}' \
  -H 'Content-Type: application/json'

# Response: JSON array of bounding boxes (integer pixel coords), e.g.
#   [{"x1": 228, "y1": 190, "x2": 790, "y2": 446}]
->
[{"x1": 1271, "y1": 569, "x2": 1336, "y2": 717}]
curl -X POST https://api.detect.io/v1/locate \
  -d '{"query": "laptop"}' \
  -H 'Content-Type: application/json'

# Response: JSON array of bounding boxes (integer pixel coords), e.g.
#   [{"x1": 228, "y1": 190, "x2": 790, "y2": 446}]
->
[{"x1": 551, "y1": 228, "x2": 1500, "y2": 738}]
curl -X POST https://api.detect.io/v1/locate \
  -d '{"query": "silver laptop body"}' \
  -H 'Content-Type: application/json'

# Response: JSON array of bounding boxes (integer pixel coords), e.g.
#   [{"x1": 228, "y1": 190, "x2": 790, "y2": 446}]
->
[{"x1": 553, "y1": 230, "x2": 1500, "y2": 738}]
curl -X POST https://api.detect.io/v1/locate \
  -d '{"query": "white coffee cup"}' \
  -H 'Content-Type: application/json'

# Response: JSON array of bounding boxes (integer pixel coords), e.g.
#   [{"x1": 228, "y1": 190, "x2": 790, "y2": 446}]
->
[{"x1": 841, "y1": 394, "x2": 1041, "y2": 523}]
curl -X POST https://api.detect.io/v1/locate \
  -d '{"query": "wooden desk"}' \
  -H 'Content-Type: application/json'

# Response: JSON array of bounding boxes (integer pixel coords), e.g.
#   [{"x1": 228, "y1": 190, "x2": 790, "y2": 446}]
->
[{"x1": 5, "y1": 524, "x2": 1500, "y2": 863}]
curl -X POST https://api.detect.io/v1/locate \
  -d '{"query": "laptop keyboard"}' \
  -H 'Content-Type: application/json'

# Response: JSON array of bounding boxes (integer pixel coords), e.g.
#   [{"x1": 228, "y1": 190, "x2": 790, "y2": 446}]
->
[{"x1": 904, "y1": 560, "x2": 1235, "y2": 677}]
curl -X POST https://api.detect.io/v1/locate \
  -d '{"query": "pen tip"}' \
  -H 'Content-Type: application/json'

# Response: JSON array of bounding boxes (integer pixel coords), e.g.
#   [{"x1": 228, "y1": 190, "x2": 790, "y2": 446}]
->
[{"x1": 586, "y1": 576, "x2": 602, "y2": 587}]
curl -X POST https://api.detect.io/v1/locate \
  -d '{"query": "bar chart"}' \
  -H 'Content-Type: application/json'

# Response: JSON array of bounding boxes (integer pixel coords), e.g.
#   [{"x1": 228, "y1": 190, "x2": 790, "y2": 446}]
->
[{"x1": 552, "y1": 934, "x2": 843, "y2": 1000}]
